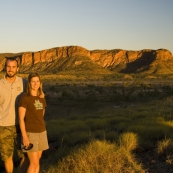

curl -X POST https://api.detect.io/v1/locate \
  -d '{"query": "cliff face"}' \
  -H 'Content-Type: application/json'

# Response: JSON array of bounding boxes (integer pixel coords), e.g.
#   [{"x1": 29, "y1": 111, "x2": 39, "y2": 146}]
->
[{"x1": 0, "y1": 46, "x2": 173, "y2": 74}]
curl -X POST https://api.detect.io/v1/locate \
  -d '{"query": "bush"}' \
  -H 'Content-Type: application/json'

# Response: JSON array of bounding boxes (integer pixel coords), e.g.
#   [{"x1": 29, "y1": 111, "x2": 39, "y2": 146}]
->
[
  {"x1": 157, "y1": 138, "x2": 173, "y2": 164},
  {"x1": 45, "y1": 135, "x2": 144, "y2": 173},
  {"x1": 119, "y1": 132, "x2": 138, "y2": 151}
]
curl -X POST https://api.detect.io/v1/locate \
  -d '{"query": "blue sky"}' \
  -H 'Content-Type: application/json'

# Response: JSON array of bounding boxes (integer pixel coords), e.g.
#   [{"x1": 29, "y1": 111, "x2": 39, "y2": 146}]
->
[{"x1": 0, "y1": 0, "x2": 172, "y2": 54}]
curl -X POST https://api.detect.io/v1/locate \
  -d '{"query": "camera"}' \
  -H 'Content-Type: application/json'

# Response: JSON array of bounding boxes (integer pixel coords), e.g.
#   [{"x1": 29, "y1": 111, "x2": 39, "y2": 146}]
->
[{"x1": 21, "y1": 143, "x2": 33, "y2": 150}]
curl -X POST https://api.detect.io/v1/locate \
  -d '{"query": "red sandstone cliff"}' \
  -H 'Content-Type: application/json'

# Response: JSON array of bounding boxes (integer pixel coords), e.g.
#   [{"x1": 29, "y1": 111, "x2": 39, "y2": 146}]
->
[{"x1": 0, "y1": 46, "x2": 172, "y2": 74}]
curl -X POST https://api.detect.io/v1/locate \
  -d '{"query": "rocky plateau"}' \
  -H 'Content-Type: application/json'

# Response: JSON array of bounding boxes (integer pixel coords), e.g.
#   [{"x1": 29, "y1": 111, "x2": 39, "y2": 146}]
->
[{"x1": 0, "y1": 46, "x2": 173, "y2": 74}]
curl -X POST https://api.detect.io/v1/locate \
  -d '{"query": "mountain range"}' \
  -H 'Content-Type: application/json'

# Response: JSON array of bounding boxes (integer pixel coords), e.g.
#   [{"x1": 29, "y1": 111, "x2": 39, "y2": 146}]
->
[{"x1": 0, "y1": 46, "x2": 173, "y2": 74}]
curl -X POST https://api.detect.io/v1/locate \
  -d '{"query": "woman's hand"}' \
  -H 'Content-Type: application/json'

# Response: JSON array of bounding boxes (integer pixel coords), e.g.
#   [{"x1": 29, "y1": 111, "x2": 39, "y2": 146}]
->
[{"x1": 22, "y1": 136, "x2": 30, "y2": 147}]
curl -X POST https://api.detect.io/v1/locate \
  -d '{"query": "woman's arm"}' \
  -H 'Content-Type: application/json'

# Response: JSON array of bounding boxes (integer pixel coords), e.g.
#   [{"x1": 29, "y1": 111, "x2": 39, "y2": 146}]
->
[{"x1": 18, "y1": 106, "x2": 30, "y2": 147}]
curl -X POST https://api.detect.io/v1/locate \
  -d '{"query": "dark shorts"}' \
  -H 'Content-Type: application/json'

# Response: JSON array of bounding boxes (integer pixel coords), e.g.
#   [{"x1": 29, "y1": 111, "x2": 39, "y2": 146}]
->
[{"x1": 0, "y1": 125, "x2": 24, "y2": 161}]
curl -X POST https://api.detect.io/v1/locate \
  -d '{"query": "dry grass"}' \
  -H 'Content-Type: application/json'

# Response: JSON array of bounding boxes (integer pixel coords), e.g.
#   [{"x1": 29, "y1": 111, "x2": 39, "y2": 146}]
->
[
  {"x1": 44, "y1": 133, "x2": 145, "y2": 173},
  {"x1": 157, "y1": 138, "x2": 173, "y2": 164},
  {"x1": 119, "y1": 132, "x2": 138, "y2": 151}
]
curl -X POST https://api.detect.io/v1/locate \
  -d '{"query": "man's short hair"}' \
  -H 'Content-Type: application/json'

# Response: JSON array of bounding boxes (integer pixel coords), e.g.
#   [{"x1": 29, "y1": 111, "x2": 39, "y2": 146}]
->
[{"x1": 5, "y1": 58, "x2": 19, "y2": 68}]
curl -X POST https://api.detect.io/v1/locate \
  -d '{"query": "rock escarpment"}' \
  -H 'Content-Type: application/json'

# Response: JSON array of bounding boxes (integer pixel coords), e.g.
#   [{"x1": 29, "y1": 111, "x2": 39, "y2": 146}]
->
[{"x1": 0, "y1": 46, "x2": 172, "y2": 74}]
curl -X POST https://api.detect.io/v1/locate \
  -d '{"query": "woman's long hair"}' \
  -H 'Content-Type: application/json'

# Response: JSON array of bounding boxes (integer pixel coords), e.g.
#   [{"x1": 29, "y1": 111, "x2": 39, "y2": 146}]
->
[{"x1": 26, "y1": 73, "x2": 44, "y2": 97}]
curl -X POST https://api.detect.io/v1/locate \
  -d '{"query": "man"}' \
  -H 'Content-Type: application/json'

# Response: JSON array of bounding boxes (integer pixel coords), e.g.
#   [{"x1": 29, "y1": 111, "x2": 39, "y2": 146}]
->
[{"x1": 0, "y1": 58, "x2": 27, "y2": 173}]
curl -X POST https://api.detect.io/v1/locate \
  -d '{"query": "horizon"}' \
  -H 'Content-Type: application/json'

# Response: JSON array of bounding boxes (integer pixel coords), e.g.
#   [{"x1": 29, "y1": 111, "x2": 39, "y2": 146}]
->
[{"x1": 0, "y1": 45, "x2": 172, "y2": 55}]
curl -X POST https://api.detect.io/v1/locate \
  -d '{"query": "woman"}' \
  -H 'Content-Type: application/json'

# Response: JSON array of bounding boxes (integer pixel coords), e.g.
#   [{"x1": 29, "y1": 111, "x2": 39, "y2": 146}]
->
[{"x1": 18, "y1": 73, "x2": 49, "y2": 173}]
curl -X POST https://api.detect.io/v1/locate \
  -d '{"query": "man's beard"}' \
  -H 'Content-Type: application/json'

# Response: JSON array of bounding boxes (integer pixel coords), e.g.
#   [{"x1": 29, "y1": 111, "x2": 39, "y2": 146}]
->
[{"x1": 6, "y1": 72, "x2": 16, "y2": 78}]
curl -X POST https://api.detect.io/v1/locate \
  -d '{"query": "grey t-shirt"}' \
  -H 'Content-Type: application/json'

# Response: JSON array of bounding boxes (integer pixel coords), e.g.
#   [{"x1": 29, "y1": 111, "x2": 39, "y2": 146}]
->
[{"x1": 0, "y1": 76, "x2": 27, "y2": 126}]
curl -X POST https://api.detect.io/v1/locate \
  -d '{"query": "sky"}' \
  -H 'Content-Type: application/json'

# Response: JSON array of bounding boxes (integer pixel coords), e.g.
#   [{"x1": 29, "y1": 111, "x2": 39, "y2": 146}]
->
[{"x1": 0, "y1": 0, "x2": 173, "y2": 54}]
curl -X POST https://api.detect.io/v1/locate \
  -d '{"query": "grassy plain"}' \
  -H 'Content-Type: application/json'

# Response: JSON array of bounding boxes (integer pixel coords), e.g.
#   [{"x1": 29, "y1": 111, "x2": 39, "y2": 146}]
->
[
  {"x1": 1, "y1": 72, "x2": 173, "y2": 172},
  {"x1": 39, "y1": 73, "x2": 173, "y2": 173}
]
